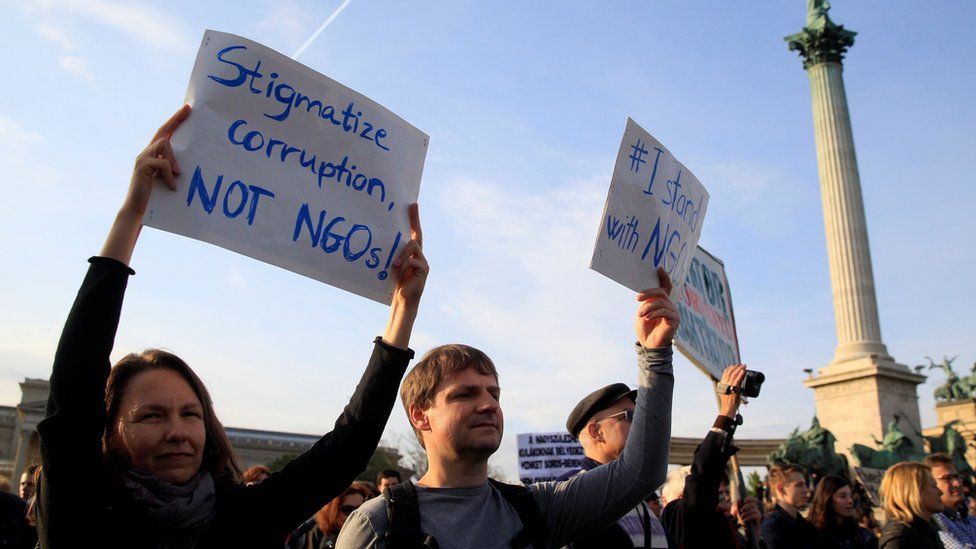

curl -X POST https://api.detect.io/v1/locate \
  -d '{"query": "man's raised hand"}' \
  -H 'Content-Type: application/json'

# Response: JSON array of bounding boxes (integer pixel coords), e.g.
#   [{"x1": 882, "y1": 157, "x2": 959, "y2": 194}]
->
[{"x1": 634, "y1": 267, "x2": 680, "y2": 348}]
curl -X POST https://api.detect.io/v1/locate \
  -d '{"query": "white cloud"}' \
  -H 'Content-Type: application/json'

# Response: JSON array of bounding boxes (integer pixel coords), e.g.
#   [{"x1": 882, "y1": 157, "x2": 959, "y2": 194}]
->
[
  {"x1": 0, "y1": 117, "x2": 43, "y2": 146},
  {"x1": 58, "y1": 55, "x2": 95, "y2": 81},
  {"x1": 23, "y1": 0, "x2": 194, "y2": 54},
  {"x1": 34, "y1": 22, "x2": 78, "y2": 50}
]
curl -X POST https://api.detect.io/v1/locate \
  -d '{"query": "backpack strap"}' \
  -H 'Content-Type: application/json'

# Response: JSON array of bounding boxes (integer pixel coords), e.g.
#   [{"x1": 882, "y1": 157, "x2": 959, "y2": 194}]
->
[
  {"x1": 384, "y1": 481, "x2": 439, "y2": 549},
  {"x1": 488, "y1": 478, "x2": 548, "y2": 549}
]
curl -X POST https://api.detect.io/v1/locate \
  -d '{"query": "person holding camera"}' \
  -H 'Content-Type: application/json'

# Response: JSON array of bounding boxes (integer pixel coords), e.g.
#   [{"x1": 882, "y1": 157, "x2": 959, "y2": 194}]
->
[{"x1": 660, "y1": 364, "x2": 764, "y2": 548}]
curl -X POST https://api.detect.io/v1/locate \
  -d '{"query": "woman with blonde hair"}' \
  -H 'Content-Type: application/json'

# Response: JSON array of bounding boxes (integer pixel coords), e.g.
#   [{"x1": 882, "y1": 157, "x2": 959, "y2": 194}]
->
[{"x1": 878, "y1": 462, "x2": 945, "y2": 548}]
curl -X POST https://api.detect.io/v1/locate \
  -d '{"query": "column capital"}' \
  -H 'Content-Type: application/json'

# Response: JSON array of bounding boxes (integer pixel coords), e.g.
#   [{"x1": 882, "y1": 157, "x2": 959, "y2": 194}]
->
[{"x1": 785, "y1": 1, "x2": 856, "y2": 70}]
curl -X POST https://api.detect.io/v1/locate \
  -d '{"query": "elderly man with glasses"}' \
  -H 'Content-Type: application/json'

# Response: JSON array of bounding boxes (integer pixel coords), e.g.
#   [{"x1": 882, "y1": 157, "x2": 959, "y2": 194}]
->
[
  {"x1": 925, "y1": 453, "x2": 976, "y2": 548},
  {"x1": 557, "y1": 382, "x2": 671, "y2": 548}
]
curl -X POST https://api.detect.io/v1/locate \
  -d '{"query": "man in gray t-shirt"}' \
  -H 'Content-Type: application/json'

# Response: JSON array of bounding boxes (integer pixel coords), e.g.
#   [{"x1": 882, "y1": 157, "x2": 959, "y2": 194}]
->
[{"x1": 337, "y1": 268, "x2": 680, "y2": 549}]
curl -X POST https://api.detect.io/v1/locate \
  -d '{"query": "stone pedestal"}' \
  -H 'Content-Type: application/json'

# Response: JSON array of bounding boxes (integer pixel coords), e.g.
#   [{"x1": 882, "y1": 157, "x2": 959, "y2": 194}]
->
[
  {"x1": 923, "y1": 400, "x2": 976, "y2": 466},
  {"x1": 804, "y1": 357, "x2": 926, "y2": 460}
]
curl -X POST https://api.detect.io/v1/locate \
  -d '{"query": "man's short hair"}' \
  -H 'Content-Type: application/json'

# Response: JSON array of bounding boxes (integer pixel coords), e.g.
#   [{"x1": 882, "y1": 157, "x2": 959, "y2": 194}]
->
[
  {"x1": 400, "y1": 344, "x2": 498, "y2": 447},
  {"x1": 377, "y1": 469, "x2": 401, "y2": 484},
  {"x1": 923, "y1": 453, "x2": 954, "y2": 468},
  {"x1": 768, "y1": 464, "x2": 807, "y2": 495}
]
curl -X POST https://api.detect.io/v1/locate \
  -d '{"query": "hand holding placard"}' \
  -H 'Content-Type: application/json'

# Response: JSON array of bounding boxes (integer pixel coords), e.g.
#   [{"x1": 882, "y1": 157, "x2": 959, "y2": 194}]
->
[
  {"x1": 100, "y1": 105, "x2": 191, "y2": 266},
  {"x1": 635, "y1": 267, "x2": 680, "y2": 348}
]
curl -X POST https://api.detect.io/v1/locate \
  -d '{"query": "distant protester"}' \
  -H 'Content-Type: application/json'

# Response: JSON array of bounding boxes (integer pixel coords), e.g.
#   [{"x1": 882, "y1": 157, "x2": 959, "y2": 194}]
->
[
  {"x1": 288, "y1": 482, "x2": 372, "y2": 549},
  {"x1": 18, "y1": 466, "x2": 38, "y2": 501},
  {"x1": 242, "y1": 465, "x2": 271, "y2": 486},
  {"x1": 878, "y1": 461, "x2": 945, "y2": 549},
  {"x1": 761, "y1": 463, "x2": 816, "y2": 549},
  {"x1": 376, "y1": 469, "x2": 401, "y2": 494},
  {"x1": 35, "y1": 105, "x2": 429, "y2": 548},
  {"x1": 807, "y1": 474, "x2": 878, "y2": 549},
  {"x1": 923, "y1": 453, "x2": 974, "y2": 548}
]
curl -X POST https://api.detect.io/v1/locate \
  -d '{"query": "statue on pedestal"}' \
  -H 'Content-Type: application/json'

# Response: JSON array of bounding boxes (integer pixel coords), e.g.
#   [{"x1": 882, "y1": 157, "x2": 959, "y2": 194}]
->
[
  {"x1": 769, "y1": 417, "x2": 849, "y2": 479},
  {"x1": 850, "y1": 415, "x2": 925, "y2": 469},
  {"x1": 928, "y1": 355, "x2": 971, "y2": 402}
]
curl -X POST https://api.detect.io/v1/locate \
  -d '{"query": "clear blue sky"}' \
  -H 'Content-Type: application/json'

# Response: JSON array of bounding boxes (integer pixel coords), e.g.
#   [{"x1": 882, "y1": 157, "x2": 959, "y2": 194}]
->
[{"x1": 1, "y1": 0, "x2": 973, "y2": 479}]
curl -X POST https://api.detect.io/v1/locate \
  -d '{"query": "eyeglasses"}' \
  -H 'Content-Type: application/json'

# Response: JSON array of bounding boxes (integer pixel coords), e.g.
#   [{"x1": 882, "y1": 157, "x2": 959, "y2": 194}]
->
[
  {"x1": 339, "y1": 505, "x2": 361, "y2": 515},
  {"x1": 935, "y1": 473, "x2": 964, "y2": 484},
  {"x1": 594, "y1": 409, "x2": 635, "y2": 424}
]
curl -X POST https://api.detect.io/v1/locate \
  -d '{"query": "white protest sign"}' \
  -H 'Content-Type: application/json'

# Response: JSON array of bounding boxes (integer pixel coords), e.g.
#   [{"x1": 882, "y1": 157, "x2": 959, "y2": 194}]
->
[
  {"x1": 590, "y1": 118, "x2": 709, "y2": 293},
  {"x1": 146, "y1": 30, "x2": 428, "y2": 304},
  {"x1": 517, "y1": 432, "x2": 585, "y2": 484},
  {"x1": 674, "y1": 246, "x2": 741, "y2": 380}
]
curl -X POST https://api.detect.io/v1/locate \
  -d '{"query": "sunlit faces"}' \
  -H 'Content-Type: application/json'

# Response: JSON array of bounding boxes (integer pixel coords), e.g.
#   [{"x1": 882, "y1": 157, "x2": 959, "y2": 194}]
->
[
  {"x1": 411, "y1": 367, "x2": 503, "y2": 460},
  {"x1": 921, "y1": 471, "x2": 946, "y2": 515},
  {"x1": 931, "y1": 462, "x2": 964, "y2": 510},
  {"x1": 831, "y1": 485, "x2": 855, "y2": 518},
  {"x1": 588, "y1": 399, "x2": 636, "y2": 461},
  {"x1": 109, "y1": 369, "x2": 206, "y2": 485},
  {"x1": 777, "y1": 471, "x2": 810, "y2": 509}
]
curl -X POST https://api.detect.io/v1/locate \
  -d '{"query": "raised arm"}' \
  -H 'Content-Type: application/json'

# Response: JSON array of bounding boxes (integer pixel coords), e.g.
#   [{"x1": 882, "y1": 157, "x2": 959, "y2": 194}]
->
[
  {"x1": 682, "y1": 365, "x2": 745, "y2": 513},
  {"x1": 233, "y1": 205, "x2": 428, "y2": 536},
  {"x1": 534, "y1": 267, "x2": 679, "y2": 547},
  {"x1": 36, "y1": 106, "x2": 191, "y2": 545},
  {"x1": 100, "y1": 104, "x2": 189, "y2": 265}
]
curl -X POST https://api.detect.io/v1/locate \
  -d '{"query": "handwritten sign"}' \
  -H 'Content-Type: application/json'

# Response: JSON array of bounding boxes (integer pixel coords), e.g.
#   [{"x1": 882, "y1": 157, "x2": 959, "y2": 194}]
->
[
  {"x1": 517, "y1": 432, "x2": 585, "y2": 484},
  {"x1": 146, "y1": 30, "x2": 428, "y2": 304},
  {"x1": 674, "y1": 246, "x2": 740, "y2": 380},
  {"x1": 590, "y1": 118, "x2": 709, "y2": 293}
]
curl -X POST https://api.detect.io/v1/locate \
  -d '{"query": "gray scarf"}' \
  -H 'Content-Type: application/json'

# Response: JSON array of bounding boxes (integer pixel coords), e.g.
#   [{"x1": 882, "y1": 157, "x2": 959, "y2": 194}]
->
[{"x1": 121, "y1": 470, "x2": 217, "y2": 549}]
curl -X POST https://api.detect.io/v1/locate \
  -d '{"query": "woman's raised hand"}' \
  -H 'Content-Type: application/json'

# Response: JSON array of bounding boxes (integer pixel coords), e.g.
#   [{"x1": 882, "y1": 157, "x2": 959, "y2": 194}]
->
[
  {"x1": 382, "y1": 203, "x2": 428, "y2": 349},
  {"x1": 100, "y1": 105, "x2": 190, "y2": 265}
]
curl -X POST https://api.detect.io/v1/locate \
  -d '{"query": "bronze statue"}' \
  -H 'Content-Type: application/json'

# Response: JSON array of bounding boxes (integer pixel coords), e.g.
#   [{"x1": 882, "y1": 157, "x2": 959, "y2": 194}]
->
[
  {"x1": 769, "y1": 417, "x2": 849, "y2": 478},
  {"x1": 928, "y1": 355, "x2": 970, "y2": 402},
  {"x1": 850, "y1": 415, "x2": 925, "y2": 469}
]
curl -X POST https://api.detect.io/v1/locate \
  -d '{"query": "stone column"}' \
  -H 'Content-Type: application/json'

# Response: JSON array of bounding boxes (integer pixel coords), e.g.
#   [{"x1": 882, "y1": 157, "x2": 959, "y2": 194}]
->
[
  {"x1": 807, "y1": 60, "x2": 890, "y2": 363},
  {"x1": 786, "y1": 3, "x2": 926, "y2": 456}
]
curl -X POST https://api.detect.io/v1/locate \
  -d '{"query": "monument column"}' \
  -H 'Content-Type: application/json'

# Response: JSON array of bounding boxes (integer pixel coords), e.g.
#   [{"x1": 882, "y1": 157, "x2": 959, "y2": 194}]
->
[{"x1": 786, "y1": 2, "x2": 926, "y2": 455}]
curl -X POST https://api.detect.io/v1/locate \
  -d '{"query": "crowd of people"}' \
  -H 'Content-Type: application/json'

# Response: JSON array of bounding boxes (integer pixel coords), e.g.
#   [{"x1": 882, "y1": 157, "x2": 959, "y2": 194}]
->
[{"x1": 0, "y1": 106, "x2": 973, "y2": 549}]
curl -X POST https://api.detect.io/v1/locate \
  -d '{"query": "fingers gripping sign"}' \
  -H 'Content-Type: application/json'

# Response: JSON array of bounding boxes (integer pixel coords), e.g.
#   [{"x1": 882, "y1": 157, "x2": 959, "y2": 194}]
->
[
  {"x1": 634, "y1": 267, "x2": 680, "y2": 348},
  {"x1": 123, "y1": 105, "x2": 191, "y2": 218},
  {"x1": 391, "y1": 203, "x2": 427, "y2": 307},
  {"x1": 382, "y1": 203, "x2": 427, "y2": 350},
  {"x1": 101, "y1": 105, "x2": 192, "y2": 266}
]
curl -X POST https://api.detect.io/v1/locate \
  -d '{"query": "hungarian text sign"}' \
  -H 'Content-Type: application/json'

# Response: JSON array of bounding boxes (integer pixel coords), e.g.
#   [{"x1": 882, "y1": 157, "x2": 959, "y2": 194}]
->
[
  {"x1": 146, "y1": 30, "x2": 428, "y2": 304},
  {"x1": 674, "y1": 246, "x2": 740, "y2": 380},
  {"x1": 591, "y1": 118, "x2": 709, "y2": 293},
  {"x1": 517, "y1": 432, "x2": 584, "y2": 484}
]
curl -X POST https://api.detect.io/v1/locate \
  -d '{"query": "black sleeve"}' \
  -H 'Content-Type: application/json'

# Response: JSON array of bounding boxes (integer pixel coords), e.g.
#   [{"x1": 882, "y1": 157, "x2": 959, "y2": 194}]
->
[
  {"x1": 35, "y1": 257, "x2": 134, "y2": 546},
  {"x1": 225, "y1": 337, "x2": 413, "y2": 536},
  {"x1": 682, "y1": 415, "x2": 736, "y2": 513}
]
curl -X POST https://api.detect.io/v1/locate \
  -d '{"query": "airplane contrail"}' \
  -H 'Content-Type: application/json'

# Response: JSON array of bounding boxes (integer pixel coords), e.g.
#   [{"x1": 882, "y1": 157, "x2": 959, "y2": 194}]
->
[{"x1": 292, "y1": 0, "x2": 356, "y2": 60}]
